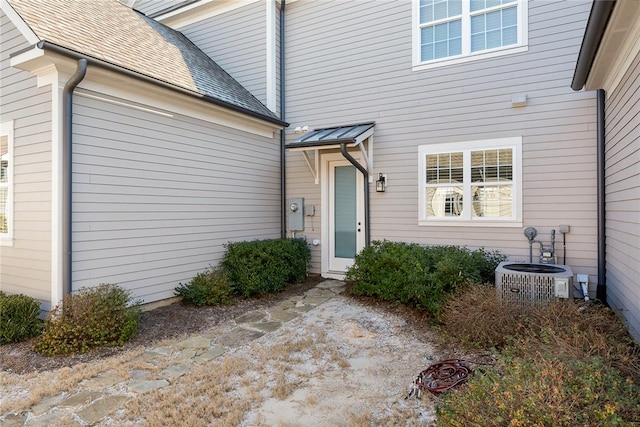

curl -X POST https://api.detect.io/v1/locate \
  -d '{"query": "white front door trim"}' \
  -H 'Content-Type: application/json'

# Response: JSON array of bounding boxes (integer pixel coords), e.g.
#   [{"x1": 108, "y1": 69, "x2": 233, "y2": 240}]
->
[{"x1": 321, "y1": 152, "x2": 365, "y2": 279}]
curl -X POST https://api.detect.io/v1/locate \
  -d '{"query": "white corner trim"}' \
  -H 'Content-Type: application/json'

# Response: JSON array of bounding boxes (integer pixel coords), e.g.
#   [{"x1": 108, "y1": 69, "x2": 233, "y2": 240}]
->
[
  {"x1": 266, "y1": 0, "x2": 277, "y2": 113},
  {"x1": 49, "y1": 76, "x2": 64, "y2": 307},
  {"x1": 0, "y1": 0, "x2": 39, "y2": 45}
]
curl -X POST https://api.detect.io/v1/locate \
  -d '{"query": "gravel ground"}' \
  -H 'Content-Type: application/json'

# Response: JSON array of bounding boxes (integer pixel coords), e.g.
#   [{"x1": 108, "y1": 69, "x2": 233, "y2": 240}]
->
[{"x1": 0, "y1": 275, "x2": 466, "y2": 426}]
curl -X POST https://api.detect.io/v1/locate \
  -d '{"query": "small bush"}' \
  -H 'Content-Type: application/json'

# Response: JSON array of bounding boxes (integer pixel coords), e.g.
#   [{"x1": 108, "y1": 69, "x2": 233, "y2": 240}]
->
[
  {"x1": 439, "y1": 283, "x2": 534, "y2": 349},
  {"x1": 222, "y1": 238, "x2": 311, "y2": 297},
  {"x1": 35, "y1": 284, "x2": 140, "y2": 356},
  {"x1": 175, "y1": 268, "x2": 234, "y2": 306},
  {"x1": 346, "y1": 241, "x2": 505, "y2": 318},
  {"x1": 0, "y1": 291, "x2": 41, "y2": 344}
]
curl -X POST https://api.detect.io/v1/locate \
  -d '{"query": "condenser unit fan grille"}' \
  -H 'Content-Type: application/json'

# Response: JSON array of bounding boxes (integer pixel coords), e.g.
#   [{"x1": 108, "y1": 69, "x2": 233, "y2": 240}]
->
[{"x1": 495, "y1": 262, "x2": 573, "y2": 305}]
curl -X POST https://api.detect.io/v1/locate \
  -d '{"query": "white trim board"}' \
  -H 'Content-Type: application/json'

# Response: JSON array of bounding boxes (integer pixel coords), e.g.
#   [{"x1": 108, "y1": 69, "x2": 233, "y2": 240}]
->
[{"x1": 10, "y1": 48, "x2": 280, "y2": 138}]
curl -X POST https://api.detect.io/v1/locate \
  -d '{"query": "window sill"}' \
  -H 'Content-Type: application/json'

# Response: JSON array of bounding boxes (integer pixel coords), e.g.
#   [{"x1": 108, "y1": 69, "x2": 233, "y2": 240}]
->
[
  {"x1": 419, "y1": 219, "x2": 523, "y2": 228},
  {"x1": 0, "y1": 237, "x2": 14, "y2": 246},
  {"x1": 412, "y1": 45, "x2": 528, "y2": 72}
]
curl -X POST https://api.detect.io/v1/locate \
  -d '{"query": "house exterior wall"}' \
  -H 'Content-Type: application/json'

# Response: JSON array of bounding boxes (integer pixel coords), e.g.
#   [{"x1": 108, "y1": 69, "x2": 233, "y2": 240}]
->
[
  {"x1": 129, "y1": 0, "x2": 182, "y2": 16},
  {"x1": 603, "y1": 51, "x2": 640, "y2": 341},
  {"x1": 0, "y1": 11, "x2": 53, "y2": 307},
  {"x1": 179, "y1": 1, "x2": 269, "y2": 108},
  {"x1": 284, "y1": 0, "x2": 598, "y2": 288},
  {"x1": 70, "y1": 90, "x2": 281, "y2": 303}
]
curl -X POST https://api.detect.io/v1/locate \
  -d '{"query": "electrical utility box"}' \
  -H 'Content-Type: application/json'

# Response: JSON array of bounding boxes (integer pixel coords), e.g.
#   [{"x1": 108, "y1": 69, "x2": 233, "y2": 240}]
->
[{"x1": 288, "y1": 197, "x2": 304, "y2": 231}]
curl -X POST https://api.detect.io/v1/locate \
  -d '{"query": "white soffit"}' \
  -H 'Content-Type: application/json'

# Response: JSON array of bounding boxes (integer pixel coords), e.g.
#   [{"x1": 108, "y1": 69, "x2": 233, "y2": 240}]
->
[
  {"x1": 586, "y1": 1, "x2": 640, "y2": 93},
  {"x1": 155, "y1": 0, "x2": 260, "y2": 29}
]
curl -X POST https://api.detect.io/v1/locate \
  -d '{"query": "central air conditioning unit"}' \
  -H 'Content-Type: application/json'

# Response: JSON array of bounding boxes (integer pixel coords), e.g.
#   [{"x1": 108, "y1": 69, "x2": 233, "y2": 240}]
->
[{"x1": 495, "y1": 262, "x2": 574, "y2": 304}]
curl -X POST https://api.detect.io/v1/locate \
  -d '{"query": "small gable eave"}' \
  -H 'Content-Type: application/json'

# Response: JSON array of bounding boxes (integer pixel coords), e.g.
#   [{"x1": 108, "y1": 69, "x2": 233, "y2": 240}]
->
[
  {"x1": 11, "y1": 40, "x2": 287, "y2": 129},
  {"x1": 11, "y1": 43, "x2": 284, "y2": 138}
]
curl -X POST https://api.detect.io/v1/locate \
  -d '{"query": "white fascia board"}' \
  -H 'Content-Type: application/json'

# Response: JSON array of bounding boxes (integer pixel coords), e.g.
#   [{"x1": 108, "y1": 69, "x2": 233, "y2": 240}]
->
[
  {"x1": 83, "y1": 67, "x2": 279, "y2": 138},
  {"x1": 586, "y1": 1, "x2": 640, "y2": 95},
  {"x1": 156, "y1": 0, "x2": 260, "y2": 29},
  {"x1": 14, "y1": 50, "x2": 279, "y2": 138},
  {"x1": 0, "y1": 0, "x2": 39, "y2": 45}
]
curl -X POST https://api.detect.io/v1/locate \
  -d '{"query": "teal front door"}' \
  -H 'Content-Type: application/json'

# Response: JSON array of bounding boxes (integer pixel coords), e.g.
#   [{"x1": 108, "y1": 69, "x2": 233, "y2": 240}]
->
[{"x1": 327, "y1": 158, "x2": 364, "y2": 273}]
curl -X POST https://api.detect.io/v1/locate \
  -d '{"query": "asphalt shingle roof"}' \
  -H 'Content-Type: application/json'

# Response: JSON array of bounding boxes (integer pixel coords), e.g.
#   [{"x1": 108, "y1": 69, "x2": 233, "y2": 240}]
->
[{"x1": 6, "y1": 0, "x2": 282, "y2": 124}]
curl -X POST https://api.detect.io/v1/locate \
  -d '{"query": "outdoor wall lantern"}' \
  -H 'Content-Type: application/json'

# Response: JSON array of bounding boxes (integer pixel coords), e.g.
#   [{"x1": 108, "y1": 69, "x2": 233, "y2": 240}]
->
[{"x1": 376, "y1": 173, "x2": 386, "y2": 192}]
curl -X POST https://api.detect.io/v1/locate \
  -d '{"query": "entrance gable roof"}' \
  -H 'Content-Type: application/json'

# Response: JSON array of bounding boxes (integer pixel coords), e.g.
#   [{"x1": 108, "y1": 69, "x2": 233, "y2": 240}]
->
[{"x1": 287, "y1": 123, "x2": 375, "y2": 149}]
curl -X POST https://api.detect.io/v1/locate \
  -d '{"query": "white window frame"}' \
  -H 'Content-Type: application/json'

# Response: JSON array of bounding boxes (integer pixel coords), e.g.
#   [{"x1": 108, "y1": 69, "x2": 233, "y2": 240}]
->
[
  {"x1": 412, "y1": 0, "x2": 528, "y2": 71},
  {"x1": 418, "y1": 136, "x2": 522, "y2": 227},
  {"x1": 0, "y1": 120, "x2": 14, "y2": 245}
]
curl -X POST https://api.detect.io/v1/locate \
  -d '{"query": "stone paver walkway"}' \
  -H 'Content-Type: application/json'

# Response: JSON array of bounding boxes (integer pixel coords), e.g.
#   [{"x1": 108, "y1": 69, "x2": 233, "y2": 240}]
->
[{"x1": 1, "y1": 280, "x2": 346, "y2": 427}]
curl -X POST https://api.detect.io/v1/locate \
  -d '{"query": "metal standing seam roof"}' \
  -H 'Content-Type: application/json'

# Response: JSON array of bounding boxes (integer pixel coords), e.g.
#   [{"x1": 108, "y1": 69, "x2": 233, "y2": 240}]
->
[
  {"x1": 6, "y1": 0, "x2": 284, "y2": 126},
  {"x1": 287, "y1": 123, "x2": 375, "y2": 148}
]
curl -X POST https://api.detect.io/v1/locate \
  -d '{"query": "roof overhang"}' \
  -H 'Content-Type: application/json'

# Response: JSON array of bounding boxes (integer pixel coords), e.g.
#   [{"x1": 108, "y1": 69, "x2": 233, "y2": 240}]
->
[
  {"x1": 285, "y1": 123, "x2": 375, "y2": 184},
  {"x1": 570, "y1": 0, "x2": 640, "y2": 92},
  {"x1": 9, "y1": 43, "x2": 284, "y2": 138},
  {"x1": 584, "y1": 0, "x2": 640, "y2": 93},
  {"x1": 286, "y1": 122, "x2": 374, "y2": 151}
]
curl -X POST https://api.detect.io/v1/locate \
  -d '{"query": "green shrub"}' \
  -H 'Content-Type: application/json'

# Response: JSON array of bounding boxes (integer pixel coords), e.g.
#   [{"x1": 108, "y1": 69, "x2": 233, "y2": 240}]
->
[
  {"x1": 35, "y1": 284, "x2": 140, "y2": 356},
  {"x1": 222, "y1": 238, "x2": 311, "y2": 297},
  {"x1": 346, "y1": 241, "x2": 505, "y2": 318},
  {"x1": 175, "y1": 267, "x2": 234, "y2": 306},
  {"x1": 436, "y1": 356, "x2": 640, "y2": 426},
  {"x1": 0, "y1": 291, "x2": 42, "y2": 344}
]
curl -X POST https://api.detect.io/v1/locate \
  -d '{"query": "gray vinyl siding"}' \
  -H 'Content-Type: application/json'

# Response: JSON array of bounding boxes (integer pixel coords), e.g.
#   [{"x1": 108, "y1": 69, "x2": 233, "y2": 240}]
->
[
  {"x1": 284, "y1": 1, "x2": 598, "y2": 286},
  {"x1": 276, "y1": 0, "x2": 281, "y2": 115},
  {"x1": 71, "y1": 92, "x2": 280, "y2": 304},
  {"x1": 130, "y1": 0, "x2": 183, "y2": 16},
  {"x1": 0, "y1": 11, "x2": 53, "y2": 307},
  {"x1": 603, "y1": 52, "x2": 640, "y2": 341},
  {"x1": 180, "y1": 1, "x2": 268, "y2": 107}
]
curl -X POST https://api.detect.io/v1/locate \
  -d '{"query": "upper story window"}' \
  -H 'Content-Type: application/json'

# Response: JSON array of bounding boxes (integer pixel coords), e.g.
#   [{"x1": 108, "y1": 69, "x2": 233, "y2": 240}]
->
[
  {"x1": 418, "y1": 137, "x2": 522, "y2": 226},
  {"x1": 413, "y1": 0, "x2": 528, "y2": 70},
  {"x1": 0, "y1": 121, "x2": 13, "y2": 244}
]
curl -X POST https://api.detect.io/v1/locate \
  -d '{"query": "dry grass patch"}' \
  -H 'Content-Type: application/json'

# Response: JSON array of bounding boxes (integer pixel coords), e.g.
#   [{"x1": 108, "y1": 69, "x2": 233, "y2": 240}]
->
[
  {"x1": 348, "y1": 406, "x2": 425, "y2": 427},
  {"x1": 120, "y1": 356, "x2": 253, "y2": 426},
  {"x1": 0, "y1": 347, "x2": 144, "y2": 413},
  {"x1": 437, "y1": 283, "x2": 640, "y2": 426},
  {"x1": 111, "y1": 325, "x2": 341, "y2": 425},
  {"x1": 440, "y1": 284, "x2": 640, "y2": 382}
]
